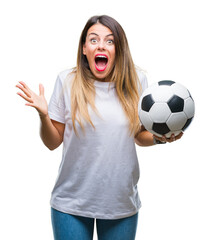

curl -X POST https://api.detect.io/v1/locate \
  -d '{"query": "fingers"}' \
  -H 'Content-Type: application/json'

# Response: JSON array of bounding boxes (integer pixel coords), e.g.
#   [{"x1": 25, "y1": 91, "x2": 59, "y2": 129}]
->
[
  {"x1": 16, "y1": 82, "x2": 47, "y2": 114},
  {"x1": 16, "y1": 91, "x2": 33, "y2": 103},
  {"x1": 153, "y1": 135, "x2": 166, "y2": 143},
  {"x1": 168, "y1": 132, "x2": 183, "y2": 142},
  {"x1": 154, "y1": 132, "x2": 184, "y2": 143},
  {"x1": 164, "y1": 134, "x2": 176, "y2": 143},
  {"x1": 17, "y1": 81, "x2": 31, "y2": 92},
  {"x1": 16, "y1": 82, "x2": 31, "y2": 98},
  {"x1": 16, "y1": 81, "x2": 34, "y2": 104},
  {"x1": 154, "y1": 135, "x2": 165, "y2": 141},
  {"x1": 175, "y1": 132, "x2": 183, "y2": 140},
  {"x1": 169, "y1": 134, "x2": 176, "y2": 142},
  {"x1": 39, "y1": 84, "x2": 44, "y2": 96},
  {"x1": 25, "y1": 102, "x2": 35, "y2": 107}
]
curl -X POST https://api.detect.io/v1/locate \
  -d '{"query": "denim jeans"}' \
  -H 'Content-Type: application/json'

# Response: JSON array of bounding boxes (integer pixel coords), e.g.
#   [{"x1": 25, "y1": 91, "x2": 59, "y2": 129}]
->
[{"x1": 51, "y1": 208, "x2": 138, "y2": 240}]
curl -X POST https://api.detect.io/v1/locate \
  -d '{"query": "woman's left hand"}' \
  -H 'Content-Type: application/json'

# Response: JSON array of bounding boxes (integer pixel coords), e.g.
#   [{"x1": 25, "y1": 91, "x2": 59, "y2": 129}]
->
[{"x1": 154, "y1": 132, "x2": 183, "y2": 143}]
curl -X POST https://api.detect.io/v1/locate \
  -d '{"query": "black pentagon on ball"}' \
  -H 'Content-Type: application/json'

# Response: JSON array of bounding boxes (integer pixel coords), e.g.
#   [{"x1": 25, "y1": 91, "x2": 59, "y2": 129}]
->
[
  {"x1": 168, "y1": 95, "x2": 184, "y2": 113},
  {"x1": 182, "y1": 117, "x2": 193, "y2": 131},
  {"x1": 158, "y1": 80, "x2": 175, "y2": 86},
  {"x1": 141, "y1": 94, "x2": 155, "y2": 112},
  {"x1": 152, "y1": 123, "x2": 170, "y2": 135}
]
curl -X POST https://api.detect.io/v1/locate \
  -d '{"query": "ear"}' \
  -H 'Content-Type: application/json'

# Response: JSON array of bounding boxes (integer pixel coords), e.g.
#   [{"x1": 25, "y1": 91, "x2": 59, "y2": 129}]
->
[{"x1": 83, "y1": 44, "x2": 86, "y2": 55}]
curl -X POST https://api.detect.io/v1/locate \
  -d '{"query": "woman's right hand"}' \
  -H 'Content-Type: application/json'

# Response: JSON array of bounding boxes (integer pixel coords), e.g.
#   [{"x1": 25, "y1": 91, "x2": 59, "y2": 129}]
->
[{"x1": 16, "y1": 81, "x2": 48, "y2": 117}]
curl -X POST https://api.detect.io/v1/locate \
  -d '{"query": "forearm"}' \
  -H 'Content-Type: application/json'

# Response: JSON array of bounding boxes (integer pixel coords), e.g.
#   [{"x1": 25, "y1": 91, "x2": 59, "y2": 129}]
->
[
  {"x1": 39, "y1": 114, "x2": 63, "y2": 150},
  {"x1": 135, "y1": 126, "x2": 154, "y2": 147}
]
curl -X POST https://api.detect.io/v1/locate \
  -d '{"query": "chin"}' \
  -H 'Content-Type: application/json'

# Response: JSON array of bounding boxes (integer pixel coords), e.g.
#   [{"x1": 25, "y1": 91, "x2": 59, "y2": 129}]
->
[{"x1": 92, "y1": 67, "x2": 114, "y2": 82}]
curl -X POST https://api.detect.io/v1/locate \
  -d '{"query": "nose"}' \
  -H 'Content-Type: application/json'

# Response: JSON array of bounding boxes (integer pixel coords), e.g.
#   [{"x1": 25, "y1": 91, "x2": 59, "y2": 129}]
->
[{"x1": 97, "y1": 40, "x2": 105, "y2": 50}]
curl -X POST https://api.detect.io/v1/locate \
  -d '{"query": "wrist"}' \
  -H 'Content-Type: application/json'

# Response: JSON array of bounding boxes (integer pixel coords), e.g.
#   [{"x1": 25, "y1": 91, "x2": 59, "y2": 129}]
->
[{"x1": 39, "y1": 112, "x2": 49, "y2": 120}]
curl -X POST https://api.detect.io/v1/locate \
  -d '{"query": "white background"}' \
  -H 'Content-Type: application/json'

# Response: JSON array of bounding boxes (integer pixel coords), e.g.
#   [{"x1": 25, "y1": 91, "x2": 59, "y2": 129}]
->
[{"x1": 1, "y1": 0, "x2": 210, "y2": 239}]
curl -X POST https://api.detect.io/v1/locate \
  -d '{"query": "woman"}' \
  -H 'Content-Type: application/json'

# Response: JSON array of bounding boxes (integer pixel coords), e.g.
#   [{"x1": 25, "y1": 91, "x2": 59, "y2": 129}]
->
[{"x1": 16, "y1": 15, "x2": 182, "y2": 240}]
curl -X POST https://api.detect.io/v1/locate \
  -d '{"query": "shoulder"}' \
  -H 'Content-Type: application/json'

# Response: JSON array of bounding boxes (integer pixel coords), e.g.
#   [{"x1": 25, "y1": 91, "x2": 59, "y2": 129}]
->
[
  {"x1": 57, "y1": 68, "x2": 75, "y2": 84},
  {"x1": 135, "y1": 66, "x2": 147, "y2": 82},
  {"x1": 53, "y1": 68, "x2": 76, "y2": 93},
  {"x1": 135, "y1": 66, "x2": 148, "y2": 93}
]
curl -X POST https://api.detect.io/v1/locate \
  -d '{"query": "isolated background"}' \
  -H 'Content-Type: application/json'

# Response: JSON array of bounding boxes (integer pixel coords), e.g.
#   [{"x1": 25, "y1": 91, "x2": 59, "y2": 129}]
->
[{"x1": 1, "y1": 0, "x2": 210, "y2": 239}]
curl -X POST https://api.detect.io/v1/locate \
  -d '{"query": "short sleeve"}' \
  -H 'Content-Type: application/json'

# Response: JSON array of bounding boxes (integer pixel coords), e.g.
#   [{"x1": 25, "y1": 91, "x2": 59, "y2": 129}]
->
[
  {"x1": 139, "y1": 73, "x2": 148, "y2": 93},
  {"x1": 137, "y1": 69, "x2": 148, "y2": 117},
  {"x1": 48, "y1": 75, "x2": 66, "y2": 124},
  {"x1": 136, "y1": 68, "x2": 148, "y2": 95}
]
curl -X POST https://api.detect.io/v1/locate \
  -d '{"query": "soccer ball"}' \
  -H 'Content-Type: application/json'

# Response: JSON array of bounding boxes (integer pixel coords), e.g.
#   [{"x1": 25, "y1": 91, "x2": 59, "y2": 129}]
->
[{"x1": 138, "y1": 80, "x2": 195, "y2": 138}]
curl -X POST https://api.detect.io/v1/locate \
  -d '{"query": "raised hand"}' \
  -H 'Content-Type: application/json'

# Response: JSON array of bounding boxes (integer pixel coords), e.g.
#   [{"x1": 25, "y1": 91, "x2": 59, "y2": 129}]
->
[{"x1": 16, "y1": 81, "x2": 48, "y2": 117}]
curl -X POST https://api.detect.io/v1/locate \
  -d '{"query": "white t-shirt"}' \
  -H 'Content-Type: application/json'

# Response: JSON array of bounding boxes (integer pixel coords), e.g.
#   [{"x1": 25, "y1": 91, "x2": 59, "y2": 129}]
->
[{"x1": 48, "y1": 68, "x2": 148, "y2": 219}]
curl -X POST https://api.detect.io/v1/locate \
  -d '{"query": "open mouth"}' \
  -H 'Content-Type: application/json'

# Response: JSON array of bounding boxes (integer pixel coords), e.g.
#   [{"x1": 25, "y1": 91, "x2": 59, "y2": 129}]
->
[{"x1": 95, "y1": 54, "x2": 108, "y2": 72}]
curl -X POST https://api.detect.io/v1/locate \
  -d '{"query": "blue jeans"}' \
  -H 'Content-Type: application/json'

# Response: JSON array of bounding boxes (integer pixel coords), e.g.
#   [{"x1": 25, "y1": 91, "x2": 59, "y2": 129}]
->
[{"x1": 51, "y1": 208, "x2": 138, "y2": 240}]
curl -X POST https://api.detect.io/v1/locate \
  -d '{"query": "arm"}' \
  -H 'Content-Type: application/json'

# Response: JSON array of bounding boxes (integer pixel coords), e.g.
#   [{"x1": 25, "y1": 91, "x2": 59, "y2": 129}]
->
[
  {"x1": 40, "y1": 116, "x2": 65, "y2": 150},
  {"x1": 135, "y1": 125, "x2": 154, "y2": 146},
  {"x1": 16, "y1": 81, "x2": 64, "y2": 150}
]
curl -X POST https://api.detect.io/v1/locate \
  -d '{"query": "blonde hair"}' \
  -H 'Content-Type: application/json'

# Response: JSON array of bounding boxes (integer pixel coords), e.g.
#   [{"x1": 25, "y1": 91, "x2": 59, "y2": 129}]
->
[{"x1": 70, "y1": 15, "x2": 142, "y2": 136}]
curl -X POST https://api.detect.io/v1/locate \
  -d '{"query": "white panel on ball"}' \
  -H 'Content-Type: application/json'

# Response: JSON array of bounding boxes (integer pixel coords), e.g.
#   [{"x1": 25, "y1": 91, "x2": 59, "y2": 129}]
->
[
  {"x1": 139, "y1": 110, "x2": 153, "y2": 130},
  {"x1": 171, "y1": 83, "x2": 190, "y2": 99},
  {"x1": 184, "y1": 98, "x2": 195, "y2": 118},
  {"x1": 149, "y1": 103, "x2": 171, "y2": 123},
  {"x1": 166, "y1": 112, "x2": 187, "y2": 131},
  {"x1": 152, "y1": 86, "x2": 174, "y2": 102}
]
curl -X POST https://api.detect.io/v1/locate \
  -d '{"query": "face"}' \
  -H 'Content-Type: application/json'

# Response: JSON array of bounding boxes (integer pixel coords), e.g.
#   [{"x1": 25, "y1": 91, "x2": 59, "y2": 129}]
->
[{"x1": 83, "y1": 23, "x2": 116, "y2": 81}]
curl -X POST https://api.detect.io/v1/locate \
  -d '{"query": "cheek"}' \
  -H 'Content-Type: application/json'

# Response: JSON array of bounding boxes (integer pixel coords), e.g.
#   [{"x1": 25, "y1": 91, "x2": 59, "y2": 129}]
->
[
  {"x1": 110, "y1": 50, "x2": 116, "y2": 64},
  {"x1": 109, "y1": 46, "x2": 115, "y2": 59},
  {"x1": 83, "y1": 42, "x2": 95, "y2": 55},
  {"x1": 85, "y1": 47, "x2": 96, "y2": 61}
]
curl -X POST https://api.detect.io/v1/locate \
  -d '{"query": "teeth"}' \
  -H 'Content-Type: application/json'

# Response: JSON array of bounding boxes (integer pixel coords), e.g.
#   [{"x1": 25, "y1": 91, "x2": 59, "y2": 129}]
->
[{"x1": 96, "y1": 55, "x2": 107, "y2": 58}]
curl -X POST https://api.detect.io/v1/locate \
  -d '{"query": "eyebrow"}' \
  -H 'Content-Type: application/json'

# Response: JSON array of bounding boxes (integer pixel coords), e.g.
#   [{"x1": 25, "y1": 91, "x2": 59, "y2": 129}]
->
[{"x1": 88, "y1": 33, "x2": 114, "y2": 37}]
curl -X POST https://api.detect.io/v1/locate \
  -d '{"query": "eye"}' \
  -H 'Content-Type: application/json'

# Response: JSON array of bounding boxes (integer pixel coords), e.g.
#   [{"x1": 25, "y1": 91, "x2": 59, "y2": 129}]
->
[
  {"x1": 107, "y1": 39, "x2": 114, "y2": 44},
  {"x1": 90, "y1": 38, "x2": 98, "y2": 44}
]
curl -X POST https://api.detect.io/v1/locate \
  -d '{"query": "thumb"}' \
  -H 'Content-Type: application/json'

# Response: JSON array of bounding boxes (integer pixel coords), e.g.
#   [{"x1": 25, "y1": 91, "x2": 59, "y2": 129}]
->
[{"x1": 39, "y1": 84, "x2": 44, "y2": 96}]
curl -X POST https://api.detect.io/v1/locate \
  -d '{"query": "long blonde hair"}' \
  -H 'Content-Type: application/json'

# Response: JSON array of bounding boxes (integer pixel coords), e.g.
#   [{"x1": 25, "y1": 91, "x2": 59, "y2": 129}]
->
[{"x1": 70, "y1": 15, "x2": 142, "y2": 136}]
